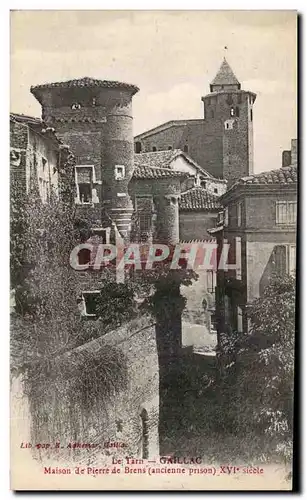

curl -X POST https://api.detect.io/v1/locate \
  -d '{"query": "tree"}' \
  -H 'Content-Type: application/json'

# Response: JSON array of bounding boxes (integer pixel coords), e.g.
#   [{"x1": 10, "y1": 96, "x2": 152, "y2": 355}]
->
[{"x1": 218, "y1": 275, "x2": 296, "y2": 462}]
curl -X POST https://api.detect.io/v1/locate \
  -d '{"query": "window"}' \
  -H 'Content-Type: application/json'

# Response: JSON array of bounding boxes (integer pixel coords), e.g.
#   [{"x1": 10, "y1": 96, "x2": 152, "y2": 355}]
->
[
  {"x1": 276, "y1": 201, "x2": 297, "y2": 225},
  {"x1": 237, "y1": 306, "x2": 243, "y2": 333},
  {"x1": 237, "y1": 202, "x2": 242, "y2": 227},
  {"x1": 115, "y1": 165, "x2": 125, "y2": 180},
  {"x1": 194, "y1": 175, "x2": 201, "y2": 187},
  {"x1": 75, "y1": 165, "x2": 94, "y2": 204},
  {"x1": 135, "y1": 142, "x2": 142, "y2": 154},
  {"x1": 136, "y1": 196, "x2": 153, "y2": 237},
  {"x1": 214, "y1": 188, "x2": 218, "y2": 194},
  {"x1": 168, "y1": 146, "x2": 172, "y2": 150},
  {"x1": 224, "y1": 207, "x2": 229, "y2": 227},
  {"x1": 237, "y1": 93, "x2": 242, "y2": 104},
  {"x1": 217, "y1": 211, "x2": 224, "y2": 225},
  {"x1": 210, "y1": 110, "x2": 214, "y2": 118},
  {"x1": 224, "y1": 119, "x2": 234, "y2": 130},
  {"x1": 139, "y1": 214, "x2": 152, "y2": 233},
  {"x1": 71, "y1": 103, "x2": 81, "y2": 110},
  {"x1": 152, "y1": 146, "x2": 157, "y2": 152},
  {"x1": 273, "y1": 245, "x2": 296, "y2": 276},
  {"x1": 183, "y1": 144, "x2": 189, "y2": 153},
  {"x1": 78, "y1": 291, "x2": 100, "y2": 317},
  {"x1": 230, "y1": 106, "x2": 240, "y2": 118},
  {"x1": 250, "y1": 109, "x2": 253, "y2": 121},
  {"x1": 78, "y1": 184, "x2": 92, "y2": 203}
]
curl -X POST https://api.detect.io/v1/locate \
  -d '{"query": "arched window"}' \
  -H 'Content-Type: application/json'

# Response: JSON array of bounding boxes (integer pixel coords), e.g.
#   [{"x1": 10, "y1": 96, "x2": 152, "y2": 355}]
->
[
  {"x1": 135, "y1": 142, "x2": 142, "y2": 154},
  {"x1": 140, "y1": 409, "x2": 149, "y2": 459},
  {"x1": 183, "y1": 144, "x2": 189, "y2": 153},
  {"x1": 152, "y1": 146, "x2": 157, "y2": 152}
]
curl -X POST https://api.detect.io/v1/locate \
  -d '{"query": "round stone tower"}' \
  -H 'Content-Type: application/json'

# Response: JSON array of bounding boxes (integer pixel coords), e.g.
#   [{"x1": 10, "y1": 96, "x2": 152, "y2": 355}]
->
[{"x1": 31, "y1": 77, "x2": 139, "y2": 239}]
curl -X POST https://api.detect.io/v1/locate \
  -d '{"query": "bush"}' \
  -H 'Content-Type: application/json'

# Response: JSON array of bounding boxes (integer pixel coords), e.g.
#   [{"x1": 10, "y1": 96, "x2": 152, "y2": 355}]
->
[{"x1": 216, "y1": 275, "x2": 295, "y2": 463}]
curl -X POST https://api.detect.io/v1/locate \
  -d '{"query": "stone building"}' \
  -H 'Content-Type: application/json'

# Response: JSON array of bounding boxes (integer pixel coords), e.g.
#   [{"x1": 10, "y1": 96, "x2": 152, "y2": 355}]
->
[
  {"x1": 10, "y1": 113, "x2": 73, "y2": 202},
  {"x1": 210, "y1": 160, "x2": 297, "y2": 342},
  {"x1": 134, "y1": 58, "x2": 256, "y2": 186}
]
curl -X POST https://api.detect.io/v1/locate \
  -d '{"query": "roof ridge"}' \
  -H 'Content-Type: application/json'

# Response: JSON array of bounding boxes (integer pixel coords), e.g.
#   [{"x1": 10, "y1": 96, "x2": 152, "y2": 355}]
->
[
  {"x1": 135, "y1": 164, "x2": 189, "y2": 173},
  {"x1": 134, "y1": 119, "x2": 204, "y2": 139},
  {"x1": 136, "y1": 149, "x2": 181, "y2": 155}
]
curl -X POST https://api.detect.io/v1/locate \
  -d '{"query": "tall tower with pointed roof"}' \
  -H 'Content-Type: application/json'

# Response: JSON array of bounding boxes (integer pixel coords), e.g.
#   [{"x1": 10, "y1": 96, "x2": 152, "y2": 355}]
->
[{"x1": 201, "y1": 58, "x2": 256, "y2": 185}]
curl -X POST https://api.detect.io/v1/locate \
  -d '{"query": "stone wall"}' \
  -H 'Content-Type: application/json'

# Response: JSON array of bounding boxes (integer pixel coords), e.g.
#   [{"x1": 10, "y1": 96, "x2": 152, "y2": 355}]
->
[
  {"x1": 26, "y1": 315, "x2": 160, "y2": 464},
  {"x1": 129, "y1": 177, "x2": 182, "y2": 244}
]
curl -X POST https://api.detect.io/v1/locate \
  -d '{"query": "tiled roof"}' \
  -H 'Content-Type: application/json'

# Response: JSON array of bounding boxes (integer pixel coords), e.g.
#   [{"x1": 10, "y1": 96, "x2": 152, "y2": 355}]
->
[
  {"x1": 236, "y1": 165, "x2": 297, "y2": 186},
  {"x1": 211, "y1": 58, "x2": 240, "y2": 86},
  {"x1": 133, "y1": 165, "x2": 189, "y2": 179},
  {"x1": 134, "y1": 149, "x2": 212, "y2": 177},
  {"x1": 10, "y1": 113, "x2": 74, "y2": 154},
  {"x1": 31, "y1": 77, "x2": 139, "y2": 95},
  {"x1": 179, "y1": 186, "x2": 221, "y2": 211}
]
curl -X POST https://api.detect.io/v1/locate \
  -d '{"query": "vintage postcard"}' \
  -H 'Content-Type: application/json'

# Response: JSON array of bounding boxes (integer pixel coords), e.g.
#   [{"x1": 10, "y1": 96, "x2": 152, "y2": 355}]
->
[{"x1": 10, "y1": 10, "x2": 297, "y2": 491}]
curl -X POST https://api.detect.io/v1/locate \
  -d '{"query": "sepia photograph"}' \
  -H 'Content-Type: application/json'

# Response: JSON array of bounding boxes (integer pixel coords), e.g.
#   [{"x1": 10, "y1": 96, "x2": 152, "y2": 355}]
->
[{"x1": 10, "y1": 10, "x2": 297, "y2": 491}]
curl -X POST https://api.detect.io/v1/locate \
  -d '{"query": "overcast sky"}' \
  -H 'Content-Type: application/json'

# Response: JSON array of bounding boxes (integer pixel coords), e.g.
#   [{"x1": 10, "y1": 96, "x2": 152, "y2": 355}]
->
[{"x1": 11, "y1": 10, "x2": 297, "y2": 173}]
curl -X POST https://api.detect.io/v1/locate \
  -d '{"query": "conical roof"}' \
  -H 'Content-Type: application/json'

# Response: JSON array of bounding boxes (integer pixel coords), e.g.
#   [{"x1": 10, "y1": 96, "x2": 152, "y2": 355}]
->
[{"x1": 211, "y1": 58, "x2": 240, "y2": 86}]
